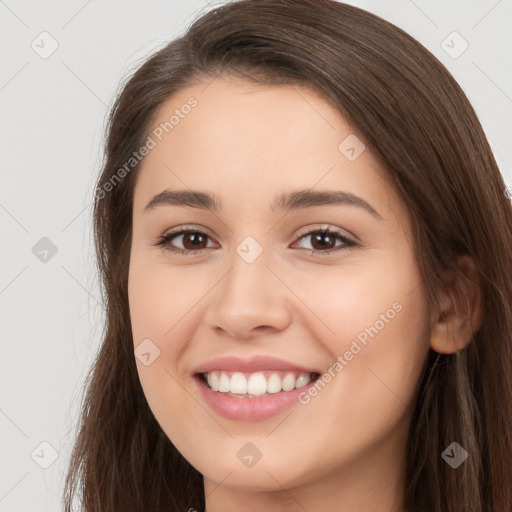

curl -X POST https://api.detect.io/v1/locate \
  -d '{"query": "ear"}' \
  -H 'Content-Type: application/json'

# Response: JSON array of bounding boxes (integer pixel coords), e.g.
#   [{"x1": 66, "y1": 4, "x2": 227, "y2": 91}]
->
[{"x1": 430, "y1": 255, "x2": 484, "y2": 354}]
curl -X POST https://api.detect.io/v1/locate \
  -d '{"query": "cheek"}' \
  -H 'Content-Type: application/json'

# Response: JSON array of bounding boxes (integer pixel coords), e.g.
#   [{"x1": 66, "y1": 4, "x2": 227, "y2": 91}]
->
[
  {"x1": 296, "y1": 248, "x2": 430, "y2": 410},
  {"x1": 128, "y1": 259, "x2": 196, "y2": 349},
  {"x1": 128, "y1": 261, "x2": 196, "y2": 445},
  {"x1": 291, "y1": 252, "x2": 428, "y2": 354},
  {"x1": 320, "y1": 258, "x2": 430, "y2": 422},
  {"x1": 128, "y1": 258, "x2": 209, "y2": 410}
]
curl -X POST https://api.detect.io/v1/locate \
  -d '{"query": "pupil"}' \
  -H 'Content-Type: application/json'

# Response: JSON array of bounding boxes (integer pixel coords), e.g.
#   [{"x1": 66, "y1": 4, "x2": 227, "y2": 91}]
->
[
  {"x1": 185, "y1": 233, "x2": 205, "y2": 249},
  {"x1": 314, "y1": 232, "x2": 334, "y2": 249}
]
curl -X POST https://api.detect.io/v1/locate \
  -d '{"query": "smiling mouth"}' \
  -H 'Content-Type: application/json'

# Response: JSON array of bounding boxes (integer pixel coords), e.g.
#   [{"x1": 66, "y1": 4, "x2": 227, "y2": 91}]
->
[{"x1": 197, "y1": 370, "x2": 321, "y2": 398}]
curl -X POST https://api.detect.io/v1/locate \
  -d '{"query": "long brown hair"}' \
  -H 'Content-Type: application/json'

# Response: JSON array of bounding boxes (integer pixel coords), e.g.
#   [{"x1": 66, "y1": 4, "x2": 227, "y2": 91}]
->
[{"x1": 63, "y1": 1, "x2": 512, "y2": 511}]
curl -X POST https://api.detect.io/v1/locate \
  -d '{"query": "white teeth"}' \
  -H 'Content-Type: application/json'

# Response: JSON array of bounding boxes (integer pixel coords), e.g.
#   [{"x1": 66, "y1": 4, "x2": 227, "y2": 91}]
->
[
  {"x1": 295, "y1": 373, "x2": 310, "y2": 388},
  {"x1": 207, "y1": 372, "x2": 219, "y2": 391},
  {"x1": 266, "y1": 373, "x2": 282, "y2": 394},
  {"x1": 282, "y1": 373, "x2": 296, "y2": 391},
  {"x1": 247, "y1": 372, "x2": 267, "y2": 395},
  {"x1": 218, "y1": 372, "x2": 230, "y2": 392},
  {"x1": 204, "y1": 370, "x2": 314, "y2": 396},
  {"x1": 230, "y1": 372, "x2": 247, "y2": 394}
]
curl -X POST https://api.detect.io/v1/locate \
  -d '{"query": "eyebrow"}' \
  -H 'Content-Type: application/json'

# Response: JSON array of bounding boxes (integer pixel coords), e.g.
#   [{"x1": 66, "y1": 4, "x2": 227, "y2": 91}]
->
[{"x1": 144, "y1": 189, "x2": 382, "y2": 219}]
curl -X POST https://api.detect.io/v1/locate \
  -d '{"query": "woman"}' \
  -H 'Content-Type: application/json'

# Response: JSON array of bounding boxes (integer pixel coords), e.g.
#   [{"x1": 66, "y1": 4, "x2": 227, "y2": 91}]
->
[{"x1": 63, "y1": 1, "x2": 512, "y2": 511}]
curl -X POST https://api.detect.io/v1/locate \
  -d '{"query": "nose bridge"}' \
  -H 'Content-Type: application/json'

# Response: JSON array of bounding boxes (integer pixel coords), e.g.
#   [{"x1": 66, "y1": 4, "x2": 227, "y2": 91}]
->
[
  {"x1": 227, "y1": 240, "x2": 271, "y2": 297},
  {"x1": 205, "y1": 236, "x2": 291, "y2": 337}
]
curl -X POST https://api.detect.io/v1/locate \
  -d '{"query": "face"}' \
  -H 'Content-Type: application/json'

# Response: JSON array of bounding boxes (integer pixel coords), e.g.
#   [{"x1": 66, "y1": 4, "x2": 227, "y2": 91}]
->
[{"x1": 128, "y1": 75, "x2": 432, "y2": 500}]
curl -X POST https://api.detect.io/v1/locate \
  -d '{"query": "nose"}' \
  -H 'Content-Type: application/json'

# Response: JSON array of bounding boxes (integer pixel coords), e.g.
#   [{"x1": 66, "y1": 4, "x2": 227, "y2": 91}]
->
[{"x1": 204, "y1": 249, "x2": 292, "y2": 340}]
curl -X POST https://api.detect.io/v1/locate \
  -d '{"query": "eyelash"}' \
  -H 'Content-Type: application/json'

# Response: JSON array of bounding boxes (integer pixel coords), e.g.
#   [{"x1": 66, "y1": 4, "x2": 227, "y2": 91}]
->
[{"x1": 153, "y1": 225, "x2": 357, "y2": 257}]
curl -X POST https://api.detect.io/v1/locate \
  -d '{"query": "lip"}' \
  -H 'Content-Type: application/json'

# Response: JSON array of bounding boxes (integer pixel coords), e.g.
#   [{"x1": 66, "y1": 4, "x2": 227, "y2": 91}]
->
[
  {"x1": 192, "y1": 355, "x2": 321, "y2": 375},
  {"x1": 191, "y1": 355, "x2": 321, "y2": 422}
]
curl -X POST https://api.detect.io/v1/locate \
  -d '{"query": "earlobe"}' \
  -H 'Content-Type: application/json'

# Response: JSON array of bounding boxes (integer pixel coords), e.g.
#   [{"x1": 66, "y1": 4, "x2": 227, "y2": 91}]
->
[{"x1": 430, "y1": 255, "x2": 484, "y2": 355}]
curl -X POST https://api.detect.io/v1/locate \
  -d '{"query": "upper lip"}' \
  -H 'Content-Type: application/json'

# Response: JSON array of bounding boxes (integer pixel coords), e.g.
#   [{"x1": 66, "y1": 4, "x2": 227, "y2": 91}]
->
[{"x1": 192, "y1": 355, "x2": 321, "y2": 375}]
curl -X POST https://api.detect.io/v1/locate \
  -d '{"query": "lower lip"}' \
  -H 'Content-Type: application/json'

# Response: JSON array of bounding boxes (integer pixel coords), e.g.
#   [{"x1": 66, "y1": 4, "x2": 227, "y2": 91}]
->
[{"x1": 194, "y1": 374, "x2": 317, "y2": 422}]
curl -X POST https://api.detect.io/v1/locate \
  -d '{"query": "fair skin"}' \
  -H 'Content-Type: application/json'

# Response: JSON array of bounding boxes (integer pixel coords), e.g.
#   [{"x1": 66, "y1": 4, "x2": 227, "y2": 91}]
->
[{"x1": 128, "y1": 75, "x2": 482, "y2": 512}]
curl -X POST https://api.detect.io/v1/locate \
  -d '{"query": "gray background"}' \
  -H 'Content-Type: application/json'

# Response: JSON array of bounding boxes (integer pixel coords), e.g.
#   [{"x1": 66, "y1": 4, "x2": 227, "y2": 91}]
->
[{"x1": 1, "y1": 1, "x2": 510, "y2": 510}]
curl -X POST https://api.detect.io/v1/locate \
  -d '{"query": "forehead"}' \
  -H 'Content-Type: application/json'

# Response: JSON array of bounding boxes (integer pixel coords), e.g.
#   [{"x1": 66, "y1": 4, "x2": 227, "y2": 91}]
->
[{"x1": 132, "y1": 76, "x2": 402, "y2": 223}]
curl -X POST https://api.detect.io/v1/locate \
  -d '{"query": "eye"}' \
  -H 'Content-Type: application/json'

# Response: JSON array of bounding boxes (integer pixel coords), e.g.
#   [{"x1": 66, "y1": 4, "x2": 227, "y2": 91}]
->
[
  {"x1": 154, "y1": 227, "x2": 217, "y2": 256},
  {"x1": 153, "y1": 225, "x2": 357, "y2": 256},
  {"x1": 292, "y1": 226, "x2": 357, "y2": 254}
]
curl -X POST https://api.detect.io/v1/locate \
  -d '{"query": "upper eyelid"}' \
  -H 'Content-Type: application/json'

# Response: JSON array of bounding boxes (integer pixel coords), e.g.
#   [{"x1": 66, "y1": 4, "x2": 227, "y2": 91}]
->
[
  {"x1": 162, "y1": 222, "x2": 354, "y2": 236},
  {"x1": 161, "y1": 224, "x2": 354, "y2": 240},
  {"x1": 295, "y1": 224, "x2": 354, "y2": 240},
  {"x1": 159, "y1": 225, "x2": 357, "y2": 248}
]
